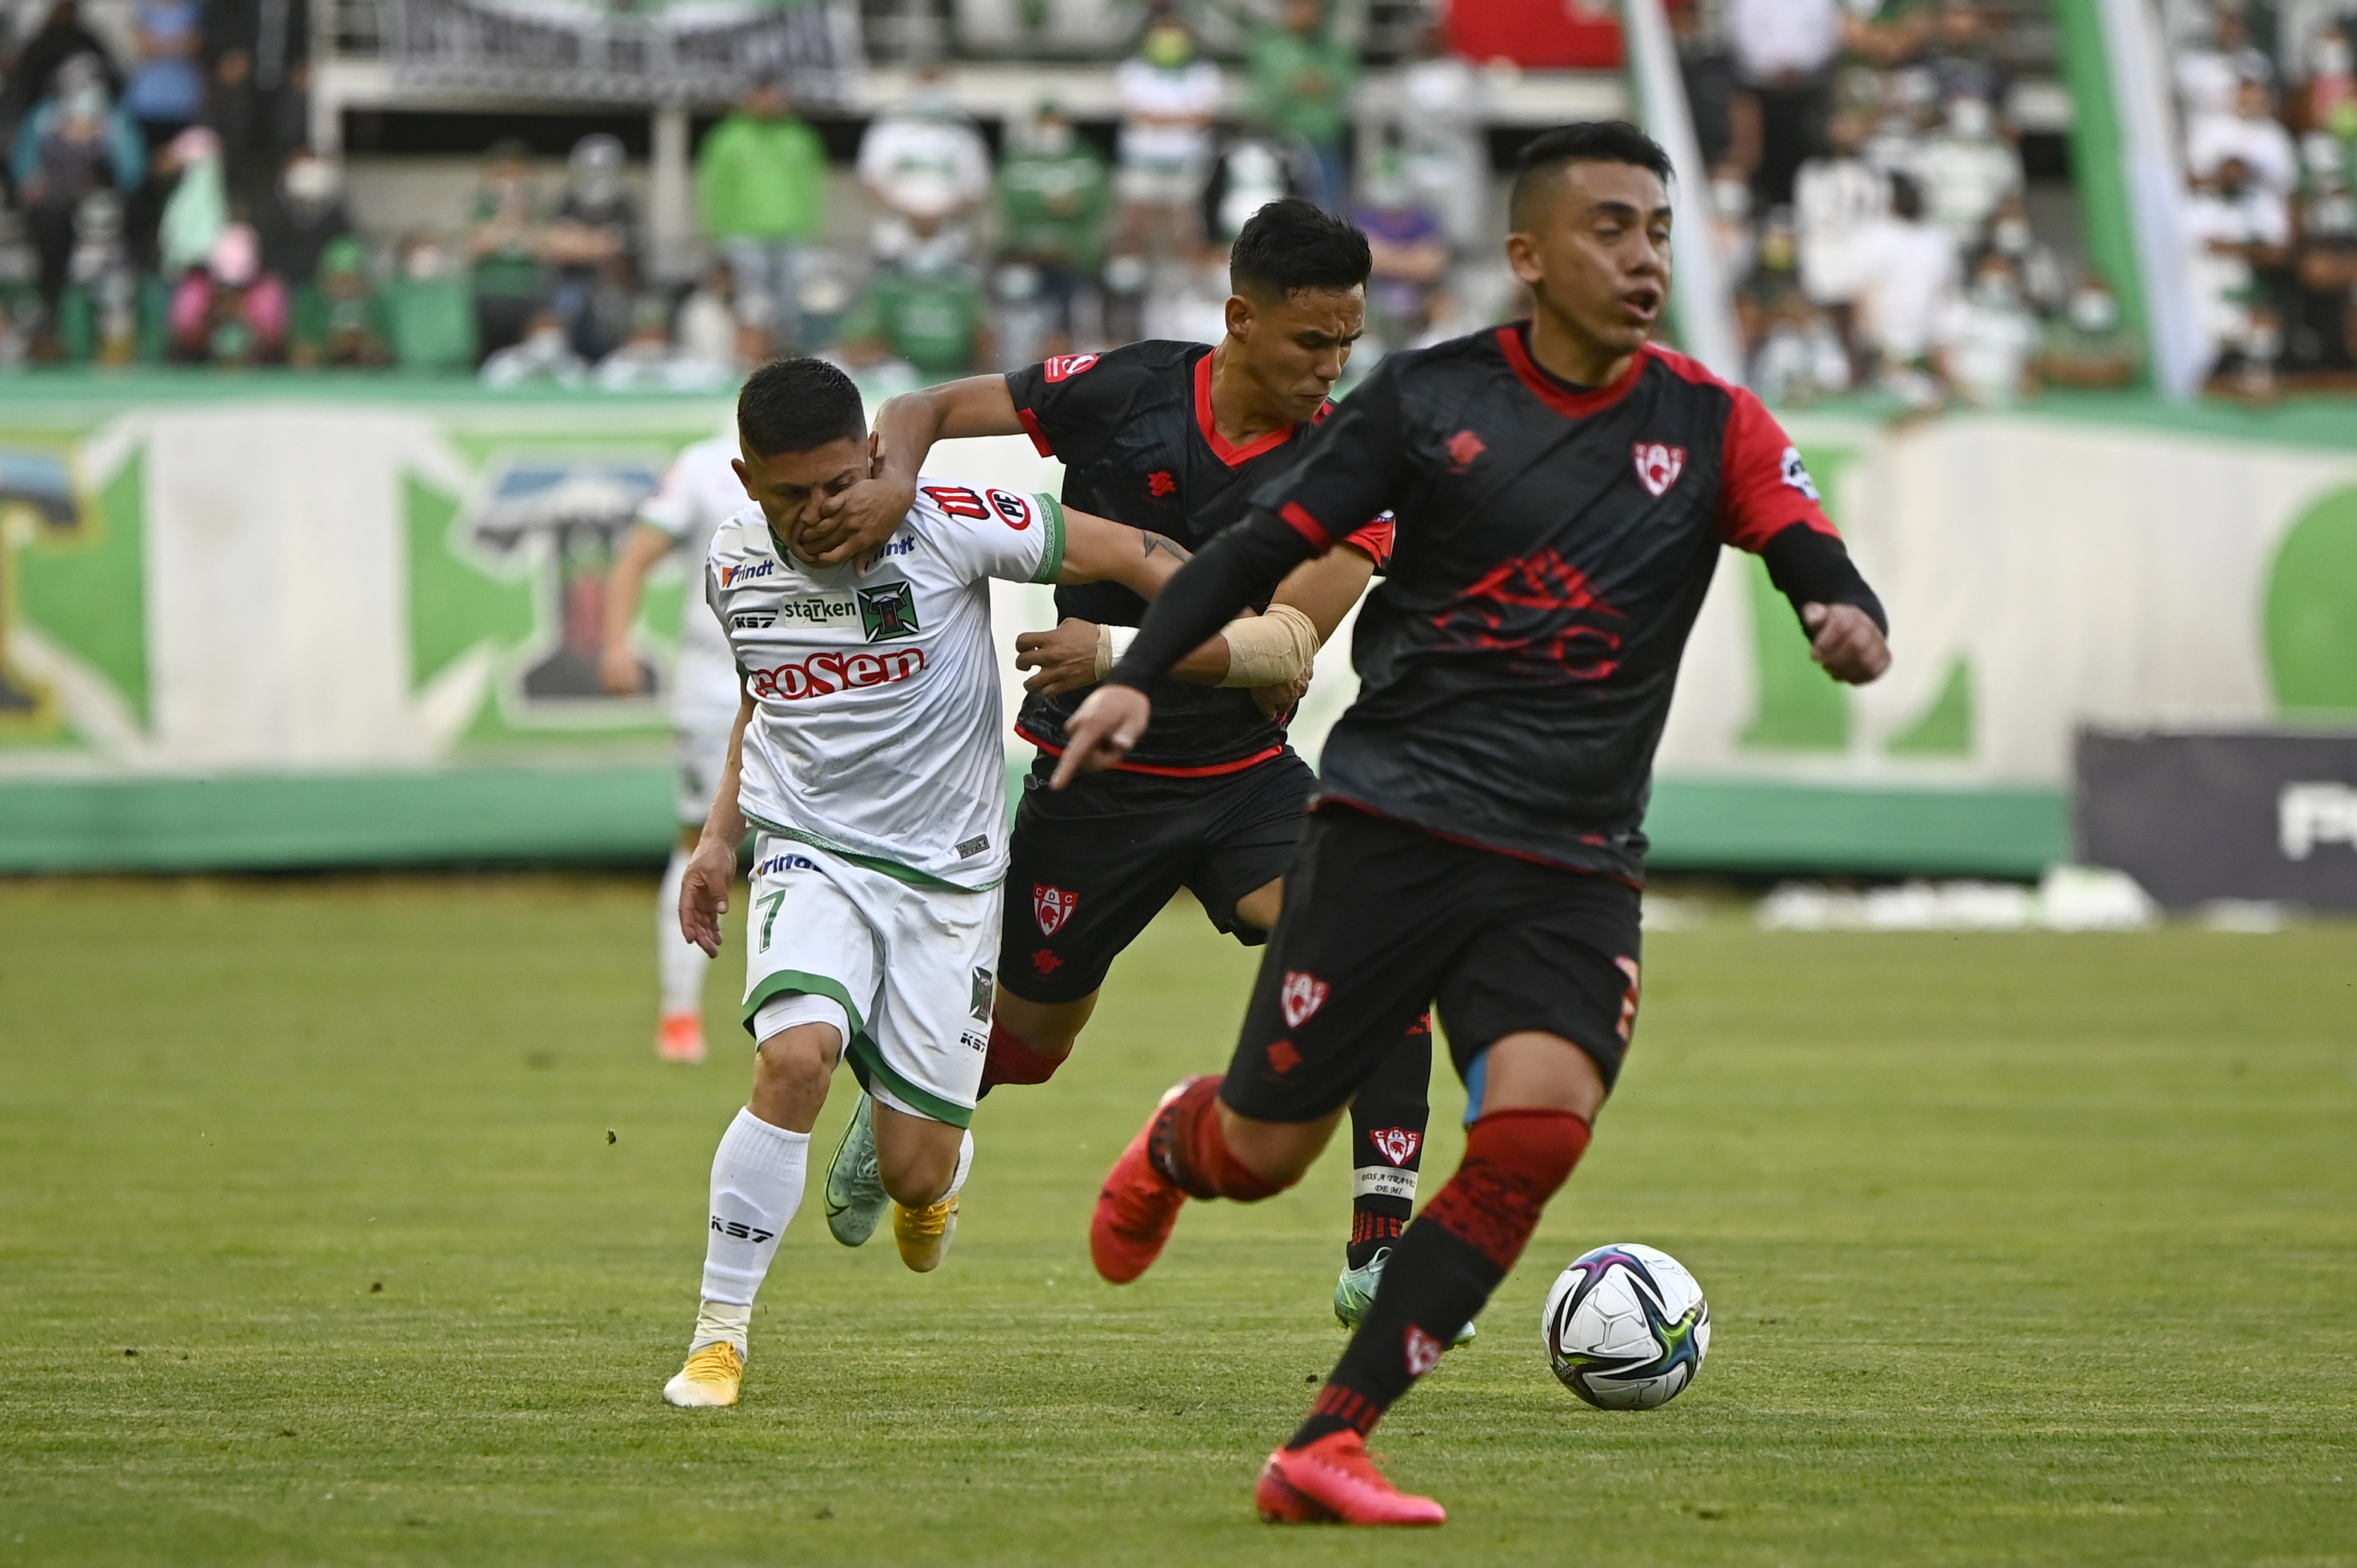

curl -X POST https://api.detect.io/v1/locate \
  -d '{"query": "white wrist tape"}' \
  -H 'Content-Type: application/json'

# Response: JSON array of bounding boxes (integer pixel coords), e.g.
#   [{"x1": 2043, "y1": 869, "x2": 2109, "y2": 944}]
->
[
  {"x1": 1218, "y1": 602, "x2": 1320, "y2": 688},
  {"x1": 1091, "y1": 623, "x2": 1139, "y2": 682}
]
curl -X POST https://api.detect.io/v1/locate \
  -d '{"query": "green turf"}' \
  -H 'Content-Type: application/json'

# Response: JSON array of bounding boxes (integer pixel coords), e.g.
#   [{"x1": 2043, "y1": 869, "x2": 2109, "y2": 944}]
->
[{"x1": 2, "y1": 876, "x2": 2352, "y2": 1566}]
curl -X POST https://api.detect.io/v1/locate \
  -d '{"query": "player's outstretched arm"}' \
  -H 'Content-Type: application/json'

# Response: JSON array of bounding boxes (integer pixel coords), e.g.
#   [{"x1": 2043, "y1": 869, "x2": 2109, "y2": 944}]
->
[
  {"x1": 598, "y1": 523, "x2": 674, "y2": 694},
  {"x1": 680, "y1": 688, "x2": 755, "y2": 957},
  {"x1": 1052, "y1": 506, "x2": 1323, "y2": 786},
  {"x1": 801, "y1": 376, "x2": 1026, "y2": 565}
]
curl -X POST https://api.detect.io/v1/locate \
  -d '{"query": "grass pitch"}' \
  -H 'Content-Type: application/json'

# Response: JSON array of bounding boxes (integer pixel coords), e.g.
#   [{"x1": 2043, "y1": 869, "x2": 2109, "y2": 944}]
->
[{"x1": 1, "y1": 875, "x2": 2352, "y2": 1566}]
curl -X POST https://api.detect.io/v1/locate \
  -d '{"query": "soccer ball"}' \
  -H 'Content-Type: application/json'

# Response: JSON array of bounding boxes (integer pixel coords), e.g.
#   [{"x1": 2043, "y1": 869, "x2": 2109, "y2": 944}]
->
[{"x1": 1540, "y1": 1243, "x2": 1710, "y2": 1409}]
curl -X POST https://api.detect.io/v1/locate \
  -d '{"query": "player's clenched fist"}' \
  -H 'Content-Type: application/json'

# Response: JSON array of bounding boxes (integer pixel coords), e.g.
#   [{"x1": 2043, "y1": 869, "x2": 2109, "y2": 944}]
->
[
  {"x1": 1802, "y1": 602, "x2": 1891, "y2": 685},
  {"x1": 677, "y1": 838, "x2": 736, "y2": 958},
  {"x1": 1051, "y1": 685, "x2": 1153, "y2": 787}
]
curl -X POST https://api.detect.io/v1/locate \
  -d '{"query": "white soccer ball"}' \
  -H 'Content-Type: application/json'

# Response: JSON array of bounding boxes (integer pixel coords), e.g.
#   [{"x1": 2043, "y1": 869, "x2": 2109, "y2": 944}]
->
[{"x1": 1540, "y1": 1242, "x2": 1710, "y2": 1409}]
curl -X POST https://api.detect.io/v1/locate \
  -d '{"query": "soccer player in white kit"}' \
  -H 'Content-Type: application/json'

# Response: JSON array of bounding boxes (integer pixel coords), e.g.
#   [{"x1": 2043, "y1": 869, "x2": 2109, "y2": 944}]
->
[
  {"x1": 603, "y1": 429, "x2": 750, "y2": 1064},
  {"x1": 662, "y1": 357, "x2": 1196, "y2": 1409}
]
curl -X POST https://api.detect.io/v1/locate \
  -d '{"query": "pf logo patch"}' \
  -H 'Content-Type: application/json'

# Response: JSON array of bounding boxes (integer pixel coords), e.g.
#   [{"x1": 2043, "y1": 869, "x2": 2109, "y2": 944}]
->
[
  {"x1": 1279, "y1": 971, "x2": 1329, "y2": 1029},
  {"x1": 1369, "y1": 1127, "x2": 1421, "y2": 1167},
  {"x1": 1634, "y1": 442, "x2": 1686, "y2": 497},
  {"x1": 1404, "y1": 1324, "x2": 1444, "y2": 1378},
  {"x1": 1044, "y1": 353, "x2": 1099, "y2": 382},
  {"x1": 988, "y1": 488, "x2": 1033, "y2": 529},
  {"x1": 1033, "y1": 883, "x2": 1078, "y2": 936}
]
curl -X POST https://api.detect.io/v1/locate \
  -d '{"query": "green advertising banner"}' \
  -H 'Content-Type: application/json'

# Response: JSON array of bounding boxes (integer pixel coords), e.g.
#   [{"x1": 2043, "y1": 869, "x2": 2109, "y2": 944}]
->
[{"x1": 2, "y1": 381, "x2": 2354, "y2": 875}]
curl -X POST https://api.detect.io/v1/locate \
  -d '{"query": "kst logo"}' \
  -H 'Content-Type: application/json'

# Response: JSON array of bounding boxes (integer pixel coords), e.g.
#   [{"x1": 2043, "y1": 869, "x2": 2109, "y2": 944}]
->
[{"x1": 710, "y1": 1216, "x2": 775, "y2": 1244}]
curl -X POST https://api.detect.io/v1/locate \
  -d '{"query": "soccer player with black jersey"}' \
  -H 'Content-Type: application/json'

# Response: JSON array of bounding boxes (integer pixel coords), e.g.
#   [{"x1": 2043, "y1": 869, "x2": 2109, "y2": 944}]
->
[
  {"x1": 1055, "y1": 123, "x2": 1893, "y2": 1525},
  {"x1": 798, "y1": 200, "x2": 1457, "y2": 1337}
]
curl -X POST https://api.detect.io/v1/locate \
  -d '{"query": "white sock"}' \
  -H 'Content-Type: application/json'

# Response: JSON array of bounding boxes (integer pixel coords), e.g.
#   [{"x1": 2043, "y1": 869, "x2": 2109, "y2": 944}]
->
[
  {"x1": 658, "y1": 847, "x2": 711, "y2": 1018},
  {"x1": 696, "y1": 1109, "x2": 808, "y2": 1349},
  {"x1": 945, "y1": 1129, "x2": 974, "y2": 1201}
]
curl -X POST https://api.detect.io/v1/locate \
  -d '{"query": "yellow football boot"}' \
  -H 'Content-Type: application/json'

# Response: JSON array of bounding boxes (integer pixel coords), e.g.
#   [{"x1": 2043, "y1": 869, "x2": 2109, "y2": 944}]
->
[
  {"x1": 661, "y1": 1341, "x2": 743, "y2": 1407},
  {"x1": 892, "y1": 1194, "x2": 959, "y2": 1273}
]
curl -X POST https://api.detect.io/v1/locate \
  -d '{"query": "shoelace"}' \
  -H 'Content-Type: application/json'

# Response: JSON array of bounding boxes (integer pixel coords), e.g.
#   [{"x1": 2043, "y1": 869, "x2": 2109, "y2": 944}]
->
[
  {"x1": 683, "y1": 1343, "x2": 740, "y2": 1382},
  {"x1": 900, "y1": 1199, "x2": 951, "y2": 1237}
]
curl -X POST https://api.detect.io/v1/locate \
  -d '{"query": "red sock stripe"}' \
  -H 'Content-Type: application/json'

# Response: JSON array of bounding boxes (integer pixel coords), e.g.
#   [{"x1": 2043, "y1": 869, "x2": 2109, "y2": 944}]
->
[
  {"x1": 981, "y1": 1023, "x2": 1065, "y2": 1090},
  {"x1": 1309, "y1": 1383, "x2": 1381, "y2": 1435},
  {"x1": 1420, "y1": 1109, "x2": 1591, "y2": 1271},
  {"x1": 1351, "y1": 1214, "x2": 1407, "y2": 1246}
]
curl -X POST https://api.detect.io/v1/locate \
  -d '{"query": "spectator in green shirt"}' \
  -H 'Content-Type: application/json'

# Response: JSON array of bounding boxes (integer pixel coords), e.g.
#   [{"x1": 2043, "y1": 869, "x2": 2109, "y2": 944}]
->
[
  {"x1": 695, "y1": 72, "x2": 831, "y2": 351},
  {"x1": 996, "y1": 100, "x2": 1109, "y2": 354},
  {"x1": 845, "y1": 253, "x2": 992, "y2": 380},
  {"x1": 466, "y1": 140, "x2": 546, "y2": 362},
  {"x1": 1245, "y1": 0, "x2": 1359, "y2": 210}
]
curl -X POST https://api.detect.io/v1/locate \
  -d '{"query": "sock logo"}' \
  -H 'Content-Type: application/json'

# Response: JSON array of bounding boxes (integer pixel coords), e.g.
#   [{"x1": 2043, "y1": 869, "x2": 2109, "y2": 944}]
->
[
  {"x1": 1279, "y1": 971, "x2": 1329, "y2": 1028},
  {"x1": 1369, "y1": 1127, "x2": 1421, "y2": 1167},
  {"x1": 1403, "y1": 1324, "x2": 1444, "y2": 1378},
  {"x1": 710, "y1": 1216, "x2": 776, "y2": 1244},
  {"x1": 1033, "y1": 883, "x2": 1078, "y2": 936}
]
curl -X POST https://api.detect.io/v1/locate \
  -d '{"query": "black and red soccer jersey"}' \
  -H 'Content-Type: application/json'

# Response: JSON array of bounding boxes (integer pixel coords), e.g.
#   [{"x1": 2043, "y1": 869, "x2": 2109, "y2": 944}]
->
[
  {"x1": 1004, "y1": 340, "x2": 1386, "y2": 774},
  {"x1": 1106, "y1": 325, "x2": 1886, "y2": 881}
]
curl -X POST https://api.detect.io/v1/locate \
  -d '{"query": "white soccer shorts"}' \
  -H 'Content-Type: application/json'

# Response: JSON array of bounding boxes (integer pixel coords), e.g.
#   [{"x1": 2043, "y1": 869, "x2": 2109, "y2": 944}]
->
[
  {"x1": 675, "y1": 725, "x2": 732, "y2": 828},
  {"x1": 738, "y1": 833, "x2": 999, "y2": 1129}
]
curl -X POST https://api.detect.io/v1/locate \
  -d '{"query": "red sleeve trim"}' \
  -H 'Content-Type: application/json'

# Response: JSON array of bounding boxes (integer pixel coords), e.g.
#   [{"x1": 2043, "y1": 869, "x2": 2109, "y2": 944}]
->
[
  {"x1": 1716, "y1": 387, "x2": 1840, "y2": 552},
  {"x1": 1341, "y1": 517, "x2": 1394, "y2": 565},
  {"x1": 1014, "y1": 405, "x2": 1055, "y2": 459},
  {"x1": 1280, "y1": 502, "x2": 1334, "y2": 550}
]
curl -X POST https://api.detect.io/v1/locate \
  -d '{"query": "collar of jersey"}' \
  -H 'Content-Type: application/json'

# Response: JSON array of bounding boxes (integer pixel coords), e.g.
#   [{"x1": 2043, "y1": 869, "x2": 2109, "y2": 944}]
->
[
  {"x1": 1497, "y1": 323, "x2": 1650, "y2": 421},
  {"x1": 1192, "y1": 350, "x2": 1312, "y2": 469}
]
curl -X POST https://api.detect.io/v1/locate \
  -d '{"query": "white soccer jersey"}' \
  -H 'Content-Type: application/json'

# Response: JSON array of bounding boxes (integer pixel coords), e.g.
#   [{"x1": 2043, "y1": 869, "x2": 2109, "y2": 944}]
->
[
  {"x1": 708, "y1": 478, "x2": 1068, "y2": 890},
  {"x1": 640, "y1": 435, "x2": 749, "y2": 735}
]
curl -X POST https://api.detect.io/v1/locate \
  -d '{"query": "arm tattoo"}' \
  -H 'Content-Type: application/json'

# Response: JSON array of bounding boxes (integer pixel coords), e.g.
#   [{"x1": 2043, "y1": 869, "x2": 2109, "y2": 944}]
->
[{"x1": 1139, "y1": 530, "x2": 1192, "y2": 563}]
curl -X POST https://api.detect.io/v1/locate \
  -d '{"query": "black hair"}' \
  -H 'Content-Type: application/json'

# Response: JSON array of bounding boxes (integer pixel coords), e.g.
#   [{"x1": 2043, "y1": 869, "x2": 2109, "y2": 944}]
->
[
  {"x1": 1508, "y1": 121, "x2": 1676, "y2": 231},
  {"x1": 1229, "y1": 197, "x2": 1372, "y2": 299},
  {"x1": 736, "y1": 357, "x2": 866, "y2": 458},
  {"x1": 1888, "y1": 170, "x2": 1924, "y2": 221}
]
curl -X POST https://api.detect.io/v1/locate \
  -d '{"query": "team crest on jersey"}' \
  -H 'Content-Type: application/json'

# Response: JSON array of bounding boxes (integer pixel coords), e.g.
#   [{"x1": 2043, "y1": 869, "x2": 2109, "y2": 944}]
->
[
  {"x1": 1634, "y1": 442, "x2": 1686, "y2": 497},
  {"x1": 971, "y1": 966, "x2": 995, "y2": 1021},
  {"x1": 1044, "y1": 353, "x2": 1100, "y2": 382},
  {"x1": 1404, "y1": 1324, "x2": 1444, "y2": 1377},
  {"x1": 1033, "y1": 883, "x2": 1078, "y2": 936},
  {"x1": 1370, "y1": 1128, "x2": 1421, "y2": 1167},
  {"x1": 1779, "y1": 445, "x2": 1821, "y2": 501},
  {"x1": 1279, "y1": 971, "x2": 1329, "y2": 1029},
  {"x1": 858, "y1": 582, "x2": 921, "y2": 641}
]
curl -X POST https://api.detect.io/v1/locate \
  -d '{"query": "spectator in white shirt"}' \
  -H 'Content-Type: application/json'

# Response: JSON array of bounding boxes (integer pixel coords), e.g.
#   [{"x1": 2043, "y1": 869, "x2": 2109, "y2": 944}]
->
[
  {"x1": 857, "y1": 64, "x2": 993, "y2": 265},
  {"x1": 2184, "y1": 153, "x2": 2292, "y2": 369},
  {"x1": 1115, "y1": 20, "x2": 1223, "y2": 258},
  {"x1": 2185, "y1": 76, "x2": 2299, "y2": 196},
  {"x1": 1794, "y1": 111, "x2": 1887, "y2": 338},
  {"x1": 1851, "y1": 172, "x2": 1959, "y2": 377},
  {"x1": 2174, "y1": 7, "x2": 2272, "y2": 124},
  {"x1": 1939, "y1": 249, "x2": 2041, "y2": 406},
  {"x1": 1915, "y1": 93, "x2": 2022, "y2": 243},
  {"x1": 1727, "y1": 0, "x2": 1843, "y2": 205}
]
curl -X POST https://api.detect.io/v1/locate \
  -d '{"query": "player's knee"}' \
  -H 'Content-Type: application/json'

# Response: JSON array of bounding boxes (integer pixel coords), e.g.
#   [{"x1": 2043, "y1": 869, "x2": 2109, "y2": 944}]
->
[
  {"x1": 752, "y1": 1012, "x2": 842, "y2": 1097},
  {"x1": 876, "y1": 1127, "x2": 960, "y2": 1206},
  {"x1": 992, "y1": 988, "x2": 1093, "y2": 1057}
]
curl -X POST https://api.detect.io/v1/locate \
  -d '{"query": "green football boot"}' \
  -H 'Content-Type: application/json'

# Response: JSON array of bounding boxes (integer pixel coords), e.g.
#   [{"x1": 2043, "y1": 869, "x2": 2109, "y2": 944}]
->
[
  {"x1": 1333, "y1": 1246, "x2": 1477, "y2": 1348},
  {"x1": 823, "y1": 1092, "x2": 890, "y2": 1247}
]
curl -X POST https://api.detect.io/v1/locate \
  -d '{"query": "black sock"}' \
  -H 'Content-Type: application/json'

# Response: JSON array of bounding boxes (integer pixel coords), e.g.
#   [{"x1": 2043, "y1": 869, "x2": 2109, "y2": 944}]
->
[
  {"x1": 1294, "y1": 1217, "x2": 1503, "y2": 1447},
  {"x1": 1344, "y1": 1017, "x2": 1432, "y2": 1270}
]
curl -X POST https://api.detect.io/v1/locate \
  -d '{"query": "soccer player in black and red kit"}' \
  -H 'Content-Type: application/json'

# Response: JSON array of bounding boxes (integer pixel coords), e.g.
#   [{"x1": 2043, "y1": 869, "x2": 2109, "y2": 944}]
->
[
  {"x1": 1054, "y1": 123, "x2": 1894, "y2": 1525},
  {"x1": 798, "y1": 200, "x2": 1457, "y2": 1334}
]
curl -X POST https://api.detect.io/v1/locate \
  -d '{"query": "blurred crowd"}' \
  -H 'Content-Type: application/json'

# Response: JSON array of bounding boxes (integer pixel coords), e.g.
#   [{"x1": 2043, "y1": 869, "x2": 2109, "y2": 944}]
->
[
  {"x1": 1682, "y1": 0, "x2": 2141, "y2": 411},
  {"x1": 0, "y1": 0, "x2": 1503, "y2": 387},
  {"x1": 2171, "y1": 1, "x2": 2357, "y2": 395}
]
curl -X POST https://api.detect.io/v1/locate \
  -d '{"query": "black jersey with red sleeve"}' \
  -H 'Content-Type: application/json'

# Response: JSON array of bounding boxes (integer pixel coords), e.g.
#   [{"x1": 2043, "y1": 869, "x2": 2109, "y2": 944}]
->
[
  {"x1": 1003, "y1": 340, "x2": 1385, "y2": 774},
  {"x1": 1104, "y1": 326, "x2": 1885, "y2": 881}
]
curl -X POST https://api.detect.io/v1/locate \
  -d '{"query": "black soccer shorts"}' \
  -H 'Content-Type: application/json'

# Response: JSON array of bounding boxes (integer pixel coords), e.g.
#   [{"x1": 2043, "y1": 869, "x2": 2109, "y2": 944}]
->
[
  {"x1": 999, "y1": 750, "x2": 1319, "y2": 1004},
  {"x1": 1218, "y1": 806, "x2": 1645, "y2": 1125}
]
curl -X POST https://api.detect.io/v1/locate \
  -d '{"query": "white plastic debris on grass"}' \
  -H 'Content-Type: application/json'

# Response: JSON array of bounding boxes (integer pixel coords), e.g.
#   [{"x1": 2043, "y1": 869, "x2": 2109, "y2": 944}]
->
[{"x1": 1757, "y1": 866, "x2": 2161, "y2": 931}]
